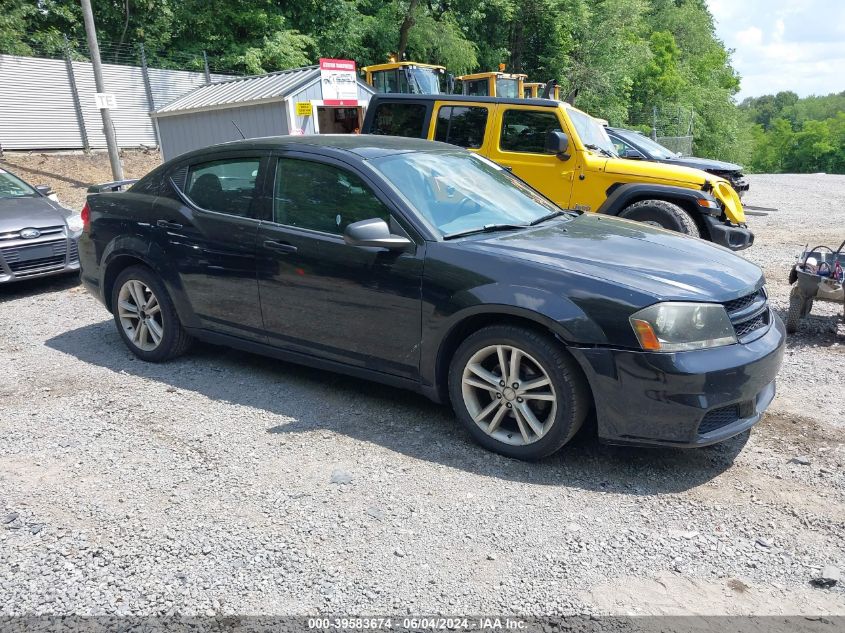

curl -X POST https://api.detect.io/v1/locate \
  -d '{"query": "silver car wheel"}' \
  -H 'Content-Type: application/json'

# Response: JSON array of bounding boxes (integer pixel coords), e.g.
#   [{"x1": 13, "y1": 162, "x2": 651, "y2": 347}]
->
[
  {"x1": 461, "y1": 344, "x2": 557, "y2": 446},
  {"x1": 117, "y1": 279, "x2": 163, "y2": 352}
]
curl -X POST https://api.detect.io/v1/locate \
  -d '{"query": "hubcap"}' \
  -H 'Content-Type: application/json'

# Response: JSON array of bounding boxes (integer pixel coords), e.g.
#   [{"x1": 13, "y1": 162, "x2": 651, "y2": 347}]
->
[
  {"x1": 117, "y1": 279, "x2": 163, "y2": 352},
  {"x1": 461, "y1": 344, "x2": 557, "y2": 446}
]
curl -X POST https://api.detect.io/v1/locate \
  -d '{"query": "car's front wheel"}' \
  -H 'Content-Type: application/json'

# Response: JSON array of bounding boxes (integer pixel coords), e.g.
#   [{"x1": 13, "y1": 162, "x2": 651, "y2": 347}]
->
[
  {"x1": 619, "y1": 199, "x2": 700, "y2": 237},
  {"x1": 448, "y1": 325, "x2": 590, "y2": 460},
  {"x1": 111, "y1": 265, "x2": 192, "y2": 362}
]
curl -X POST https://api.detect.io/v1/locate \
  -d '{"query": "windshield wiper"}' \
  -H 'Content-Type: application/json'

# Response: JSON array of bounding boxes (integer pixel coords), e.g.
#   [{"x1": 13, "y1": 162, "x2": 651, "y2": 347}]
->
[
  {"x1": 528, "y1": 210, "x2": 570, "y2": 226},
  {"x1": 584, "y1": 143, "x2": 616, "y2": 158},
  {"x1": 443, "y1": 223, "x2": 526, "y2": 240}
]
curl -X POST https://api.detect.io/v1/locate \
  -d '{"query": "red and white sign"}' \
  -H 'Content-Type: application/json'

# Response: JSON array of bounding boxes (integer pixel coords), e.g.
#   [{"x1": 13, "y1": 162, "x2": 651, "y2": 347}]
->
[{"x1": 319, "y1": 58, "x2": 358, "y2": 106}]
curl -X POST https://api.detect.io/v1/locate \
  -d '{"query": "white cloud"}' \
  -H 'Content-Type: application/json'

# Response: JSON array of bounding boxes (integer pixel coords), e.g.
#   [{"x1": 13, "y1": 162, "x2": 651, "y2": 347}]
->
[{"x1": 705, "y1": 0, "x2": 845, "y2": 99}]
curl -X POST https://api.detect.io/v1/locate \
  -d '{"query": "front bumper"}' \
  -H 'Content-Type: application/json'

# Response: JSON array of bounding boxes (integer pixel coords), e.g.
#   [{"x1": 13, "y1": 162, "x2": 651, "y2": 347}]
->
[
  {"x1": 0, "y1": 232, "x2": 80, "y2": 284},
  {"x1": 702, "y1": 215, "x2": 754, "y2": 251},
  {"x1": 569, "y1": 314, "x2": 785, "y2": 448}
]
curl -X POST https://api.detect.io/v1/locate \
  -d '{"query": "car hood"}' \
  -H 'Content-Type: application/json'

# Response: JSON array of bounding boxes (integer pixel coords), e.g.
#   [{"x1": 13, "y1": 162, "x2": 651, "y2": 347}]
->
[
  {"x1": 0, "y1": 197, "x2": 71, "y2": 233},
  {"x1": 601, "y1": 156, "x2": 712, "y2": 186},
  {"x1": 464, "y1": 214, "x2": 763, "y2": 302},
  {"x1": 667, "y1": 156, "x2": 743, "y2": 173}
]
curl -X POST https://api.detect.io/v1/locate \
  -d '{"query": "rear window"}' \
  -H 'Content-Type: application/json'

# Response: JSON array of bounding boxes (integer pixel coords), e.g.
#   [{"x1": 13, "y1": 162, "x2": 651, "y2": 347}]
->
[
  {"x1": 369, "y1": 102, "x2": 427, "y2": 138},
  {"x1": 184, "y1": 158, "x2": 260, "y2": 217},
  {"x1": 434, "y1": 106, "x2": 488, "y2": 149}
]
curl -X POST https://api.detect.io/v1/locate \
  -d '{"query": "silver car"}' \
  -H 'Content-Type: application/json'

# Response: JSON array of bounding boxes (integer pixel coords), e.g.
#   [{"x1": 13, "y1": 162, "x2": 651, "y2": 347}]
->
[{"x1": 0, "y1": 167, "x2": 82, "y2": 283}]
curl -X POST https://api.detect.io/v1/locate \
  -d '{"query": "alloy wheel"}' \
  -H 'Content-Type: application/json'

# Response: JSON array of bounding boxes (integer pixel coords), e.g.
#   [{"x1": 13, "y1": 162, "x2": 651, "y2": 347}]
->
[
  {"x1": 117, "y1": 279, "x2": 164, "y2": 352},
  {"x1": 460, "y1": 344, "x2": 558, "y2": 446}
]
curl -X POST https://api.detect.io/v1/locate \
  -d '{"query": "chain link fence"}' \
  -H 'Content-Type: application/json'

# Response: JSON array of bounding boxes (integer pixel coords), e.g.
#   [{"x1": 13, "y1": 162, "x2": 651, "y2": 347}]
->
[{"x1": 629, "y1": 105, "x2": 695, "y2": 156}]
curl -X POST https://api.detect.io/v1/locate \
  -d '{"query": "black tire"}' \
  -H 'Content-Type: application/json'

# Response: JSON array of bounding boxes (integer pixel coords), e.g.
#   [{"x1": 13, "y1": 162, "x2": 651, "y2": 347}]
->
[
  {"x1": 111, "y1": 265, "x2": 192, "y2": 362},
  {"x1": 619, "y1": 199, "x2": 700, "y2": 237},
  {"x1": 448, "y1": 325, "x2": 590, "y2": 460},
  {"x1": 786, "y1": 286, "x2": 806, "y2": 334}
]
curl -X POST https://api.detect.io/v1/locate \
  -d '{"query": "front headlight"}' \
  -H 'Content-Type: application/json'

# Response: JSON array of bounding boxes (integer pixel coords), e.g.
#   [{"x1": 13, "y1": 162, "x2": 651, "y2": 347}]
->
[
  {"x1": 66, "y1": 213, "x2": 84, "y2": 233},
  {"x1": 630, "y1": 302, "x2": 736, "y2": 352}
]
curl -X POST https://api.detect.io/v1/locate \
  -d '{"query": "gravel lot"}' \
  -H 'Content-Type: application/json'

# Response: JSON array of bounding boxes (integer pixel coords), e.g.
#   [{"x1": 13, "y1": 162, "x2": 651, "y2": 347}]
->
[{"x1": 1, "y1": 173, "x2": 843, "y2": 618}]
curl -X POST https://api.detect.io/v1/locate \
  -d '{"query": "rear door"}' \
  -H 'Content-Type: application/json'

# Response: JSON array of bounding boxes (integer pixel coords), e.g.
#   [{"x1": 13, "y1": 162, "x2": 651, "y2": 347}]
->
[
  {"x1": 485, "y1": 106, "x2": 578, "y2": 208},
  {"x1": 256, "y1": 152, "x2": 424, "y2": 378},
  {"x1": 152, "y1": 150, "x2": 268, "y2": 340}
]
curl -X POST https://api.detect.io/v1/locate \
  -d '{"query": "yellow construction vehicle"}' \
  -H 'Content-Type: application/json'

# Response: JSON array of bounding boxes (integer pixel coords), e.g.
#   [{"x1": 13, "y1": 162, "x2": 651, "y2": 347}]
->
[
  {"x1": 361, "y1": 60, "x2": 447, "y2": 95},
  {"x1": 524, "y1": 81, "x2": 561, "y2": 100},
  {"x1": 455, "y1": 65, "x2": 527, "y2": 98}
]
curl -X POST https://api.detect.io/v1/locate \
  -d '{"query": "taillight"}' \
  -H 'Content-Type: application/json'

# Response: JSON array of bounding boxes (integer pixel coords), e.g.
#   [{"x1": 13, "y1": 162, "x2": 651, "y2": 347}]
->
[{"x1": 81, "y1": 202, "x2": 90, "y2": 231}]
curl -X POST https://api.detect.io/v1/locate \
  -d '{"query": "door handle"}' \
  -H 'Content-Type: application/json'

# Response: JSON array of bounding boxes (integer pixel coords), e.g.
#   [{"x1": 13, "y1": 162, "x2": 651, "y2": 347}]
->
[
  {"x1": 263, "y1": 240, "x2": 297, "y2": 254},
  {"x1": 156, "y1": 219, "x2": 183, "y2": 229}
]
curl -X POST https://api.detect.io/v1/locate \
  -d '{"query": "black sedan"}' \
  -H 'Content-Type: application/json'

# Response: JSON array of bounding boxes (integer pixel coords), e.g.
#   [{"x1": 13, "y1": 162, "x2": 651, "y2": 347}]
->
[
  {"x1": 79, "y1": 136, "x2": 783, "y2": 459},
  {"x1": 607, "y1": 127, "x2": 750, "y2": 198},
  {"x1": 0, "y1": 167, "x2": 82, "y2": 283}
]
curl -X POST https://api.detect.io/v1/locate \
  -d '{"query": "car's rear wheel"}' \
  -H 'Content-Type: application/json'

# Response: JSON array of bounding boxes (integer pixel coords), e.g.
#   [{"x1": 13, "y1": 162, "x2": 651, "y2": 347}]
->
[
  {"x1": 448, "y1": 325, "x2": 589, "y2": 460},
  {"x1": 111, "y1": 266, "x2": 192, "y2": 362},
  {"x1": 619, "y1": 199, "x2": 700, "y2": 237}
]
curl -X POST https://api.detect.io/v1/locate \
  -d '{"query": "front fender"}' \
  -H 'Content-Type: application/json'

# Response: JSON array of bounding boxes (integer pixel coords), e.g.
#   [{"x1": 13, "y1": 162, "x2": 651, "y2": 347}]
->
[
  {"x1": 598, "y1": 182, "x2": 719, "y2": 217},
  {"x1": 420, "y1": 282, "x2": 607, "y2": 393}
]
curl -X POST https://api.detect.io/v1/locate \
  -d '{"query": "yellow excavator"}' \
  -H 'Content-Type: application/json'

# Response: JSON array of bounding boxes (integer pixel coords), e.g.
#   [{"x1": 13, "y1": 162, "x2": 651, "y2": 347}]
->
[
  {"x1": 362, "y1": 59, "x2": 448, "y2": 95},
  {"x1": 523, "y1": 80, "x2": 561, "y2": 100},
  {"x1": 455, "y1": 64, "x2": 527, "y2": 98}
]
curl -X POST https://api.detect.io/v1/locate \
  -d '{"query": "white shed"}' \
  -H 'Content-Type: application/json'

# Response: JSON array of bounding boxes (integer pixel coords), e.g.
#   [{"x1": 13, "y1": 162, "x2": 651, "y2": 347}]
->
[{"x1": 153, "y1": 65, "x2": 375, "y2": 161}]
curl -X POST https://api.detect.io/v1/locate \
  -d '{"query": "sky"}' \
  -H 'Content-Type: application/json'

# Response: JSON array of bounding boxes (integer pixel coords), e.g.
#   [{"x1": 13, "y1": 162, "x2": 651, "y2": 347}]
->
[{"x1": 705, "y1": 0, "x2": 845, "y2": 101}]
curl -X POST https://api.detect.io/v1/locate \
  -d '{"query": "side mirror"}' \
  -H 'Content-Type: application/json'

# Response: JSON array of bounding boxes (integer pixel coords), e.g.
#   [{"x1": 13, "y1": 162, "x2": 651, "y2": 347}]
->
[
  {"x1": 544, "y1": 131, "x2": 570, "y2": 160},
  {"x1": 36, "y1": 184, "x2": 52, "y2": 195},
  {"x1": 622, "y1": 148, "x2": 645, "y2": 160},
  {"x1": 343, "y1": 218, "x2": 412, "y2": 250}
]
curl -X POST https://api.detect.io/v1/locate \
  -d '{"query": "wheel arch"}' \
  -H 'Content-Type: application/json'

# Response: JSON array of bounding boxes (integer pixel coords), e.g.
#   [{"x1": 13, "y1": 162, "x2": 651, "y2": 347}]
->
[
  {"x1": 600, "y1": 182, "x2": 716, "y2": 237},
  {"x1": 430, "y1": 308, "x2": 589, "y2": 405}
]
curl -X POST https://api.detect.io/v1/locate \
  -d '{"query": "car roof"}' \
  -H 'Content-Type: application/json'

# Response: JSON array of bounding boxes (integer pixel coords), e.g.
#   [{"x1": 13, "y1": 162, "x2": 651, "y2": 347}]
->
[
  {"x1": 368, "y1": 93, "x2": 560, "y2": 107},
  {"x1": 608, "y1": 127, "x2": 644, "y2": 136},
  {"x1": 171, "y1": 134, "x2": 458, "y2": 163}
]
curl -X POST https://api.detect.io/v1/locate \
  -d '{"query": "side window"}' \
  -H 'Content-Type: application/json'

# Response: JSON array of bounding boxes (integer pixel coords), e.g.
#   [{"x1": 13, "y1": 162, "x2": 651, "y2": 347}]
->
[
  {"x1": 185, "y1": 158, "x2": 260, "y2": 217},
  {"x1": 499, "y1": 109, "x2": 563, "y2": 154},
  {"x1": 274, "y1": 158, "x2": 390, "y2": 235},
  {"x1": 370, "y1": 102, "x2": 427, "y2": 137},
  {"x1": 612, "y1": 137, "x2": 635, "y2": 155},
  {"x1": 434, "y1": 106, "x2": 488, "y2": 149}
]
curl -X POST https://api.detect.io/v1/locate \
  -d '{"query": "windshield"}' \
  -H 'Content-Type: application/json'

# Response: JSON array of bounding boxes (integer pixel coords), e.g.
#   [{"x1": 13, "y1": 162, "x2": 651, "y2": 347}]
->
[
  {"x1": 405, "y1": 67, "x2": 443, "y2": 94},
  {"x1": 0, "y1": 169, "x2": 37, "y2": 199},
  {"x1": 620, "y1": 131, "x2": 678, "y2": 159},
  {"x1": 369, "y1": 150, "x2": 563, "y2": 237},
  {"x1": 566, "y1": 107, "x2": 616, "y2": 156}
]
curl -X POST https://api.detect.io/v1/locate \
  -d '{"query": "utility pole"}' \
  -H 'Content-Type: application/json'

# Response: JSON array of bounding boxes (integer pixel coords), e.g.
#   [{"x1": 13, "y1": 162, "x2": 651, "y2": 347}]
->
[{"x1": 80, "y1": 0, "x2": 124, "y2": 181}]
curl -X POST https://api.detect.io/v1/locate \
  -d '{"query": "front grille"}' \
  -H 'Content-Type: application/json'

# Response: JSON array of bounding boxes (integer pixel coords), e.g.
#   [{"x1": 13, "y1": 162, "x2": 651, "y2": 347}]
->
[
  {"x1": 0, "y1": 225, "x2": 65, "y2": 241},
  {"x1": 734, "y1": 312, "x2": 768, "y2": 338},
  {"x1": 723, "y1": 290, "x2": 762, "y2": 313},
  {"x1": 698, "y1": 405, "x2": 739, "y2": 434},
  {"x1": 68, "y1": 240, "x2": 79, "y2": 263},
  {"x1": 723, "y1": 289, "x2": 769, "y2": 341},
  {"x1": 1, "y1": 239, "x2": 68, "y2": 275}
]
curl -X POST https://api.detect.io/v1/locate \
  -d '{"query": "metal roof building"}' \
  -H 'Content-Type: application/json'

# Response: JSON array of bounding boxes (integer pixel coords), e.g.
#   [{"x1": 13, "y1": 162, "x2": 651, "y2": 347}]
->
[{"x1": 153, "y1": 65, "x2": 375, "y2": 161}]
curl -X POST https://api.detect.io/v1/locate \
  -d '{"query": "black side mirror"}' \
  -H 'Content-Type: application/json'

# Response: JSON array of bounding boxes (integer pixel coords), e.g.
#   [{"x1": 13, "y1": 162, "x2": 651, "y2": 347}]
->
[
  {"x1": 344, "y1": 218, "x2": 412, "y2": 250},
  {"x1": 446, "y1": 73, "x2": 455, "y2": 94},
  {"x1": 622, "y1": 148, "x2": 645, "y2": 160},
  {"x1": 544, "y1": 131, "x2": 570, "y2": 160},
  {"x1": 36, "y1": 185, "x2": 52, "y2": 195}
]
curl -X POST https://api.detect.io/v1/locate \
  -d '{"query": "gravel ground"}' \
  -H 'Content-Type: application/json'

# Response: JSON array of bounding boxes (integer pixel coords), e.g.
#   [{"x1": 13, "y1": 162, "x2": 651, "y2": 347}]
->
[{"x1": 0, "y1": 173, "x2": 843, "y2": 619}]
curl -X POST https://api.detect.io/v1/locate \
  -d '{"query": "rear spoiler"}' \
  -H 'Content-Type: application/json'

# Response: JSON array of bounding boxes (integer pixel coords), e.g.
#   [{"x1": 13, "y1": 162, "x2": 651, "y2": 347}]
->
[{"x1": 87, "y1": 179, "x2": 139, "y2": 193}]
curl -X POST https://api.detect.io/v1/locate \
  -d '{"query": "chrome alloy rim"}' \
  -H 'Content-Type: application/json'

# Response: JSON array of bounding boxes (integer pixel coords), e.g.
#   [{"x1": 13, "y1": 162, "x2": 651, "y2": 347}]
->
[
  {"x1": 117, "y1": 280, "x2": 163, "y2": 352},
  {"x1": 461, "y1": 344, "x2": 557, "y2": 446}
]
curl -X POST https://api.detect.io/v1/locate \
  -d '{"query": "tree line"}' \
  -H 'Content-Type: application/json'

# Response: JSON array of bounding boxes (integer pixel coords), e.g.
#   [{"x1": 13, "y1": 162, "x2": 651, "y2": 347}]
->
[{"x1": 2, "y1": 0, "x2": 842, "y2": 173}]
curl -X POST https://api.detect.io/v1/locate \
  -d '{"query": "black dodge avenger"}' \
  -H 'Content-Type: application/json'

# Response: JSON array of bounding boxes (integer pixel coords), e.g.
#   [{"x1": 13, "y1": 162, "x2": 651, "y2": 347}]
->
[{"x1": 79, "y1": 136, "x2": 784, "y2": 460}]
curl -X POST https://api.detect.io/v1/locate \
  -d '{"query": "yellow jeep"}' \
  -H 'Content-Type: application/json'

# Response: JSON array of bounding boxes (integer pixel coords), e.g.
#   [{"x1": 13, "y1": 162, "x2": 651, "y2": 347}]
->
[{"x1": 362, "y1": 94, "x2": 751, "y2": 249}]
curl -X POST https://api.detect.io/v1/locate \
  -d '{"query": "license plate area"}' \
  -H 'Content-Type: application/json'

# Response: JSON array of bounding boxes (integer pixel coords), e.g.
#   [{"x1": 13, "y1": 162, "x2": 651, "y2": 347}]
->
[{"x1": 18, "y1": 245, "x2": 55, "y2": 261}]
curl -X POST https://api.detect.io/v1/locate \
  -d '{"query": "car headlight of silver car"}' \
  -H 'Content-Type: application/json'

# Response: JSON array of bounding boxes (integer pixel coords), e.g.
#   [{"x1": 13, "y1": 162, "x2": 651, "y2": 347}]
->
[
  {"x1": 65, "y1": 213, "x2": 84, "y2": 233},
  {"x1": 629, "y1": 302, "x2": 737, "y2": 352}
]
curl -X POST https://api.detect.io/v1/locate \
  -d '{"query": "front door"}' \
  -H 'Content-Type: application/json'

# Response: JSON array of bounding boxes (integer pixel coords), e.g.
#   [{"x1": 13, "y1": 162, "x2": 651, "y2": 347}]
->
[
  {"x1": 256, "y1": 153, "x2": 423, "y2": 378},
  {"x1": 153, "y1": 152, "x2": 267, "y2": 340},
  {"x1": 486, "y1": 106, "x2": 577, "y2": 208}
]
